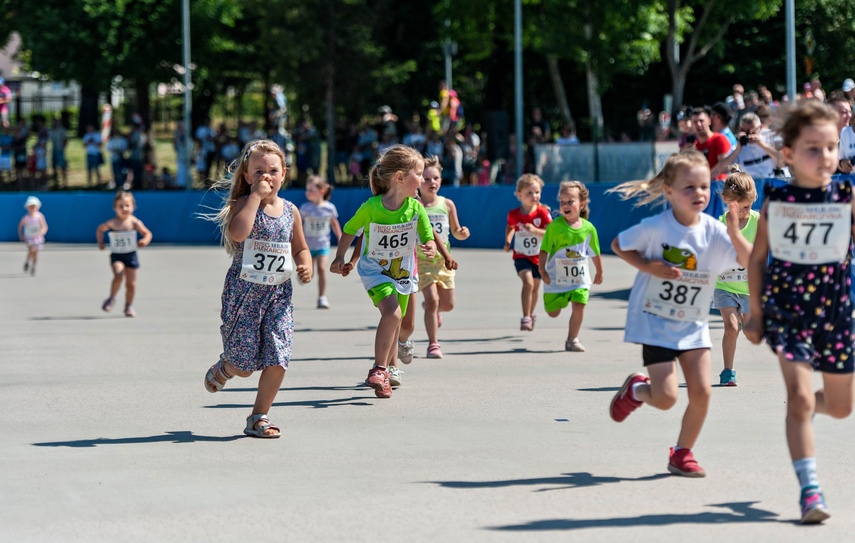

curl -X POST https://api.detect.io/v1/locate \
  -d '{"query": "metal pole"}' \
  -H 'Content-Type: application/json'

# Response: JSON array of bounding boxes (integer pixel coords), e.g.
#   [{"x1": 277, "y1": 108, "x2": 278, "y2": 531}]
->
[
  {"x1": 182, "y1": 0, "x2": 193, "y2": 189},
  {"x1": 514, "y1": 0, "x2": 523, "y2": 180},
  {"x1": 444, "y1": 41, "x2": 453, "y2": 91},
  {"x1": 785, "y1": 0, "x2": 796, "y2": 101}
]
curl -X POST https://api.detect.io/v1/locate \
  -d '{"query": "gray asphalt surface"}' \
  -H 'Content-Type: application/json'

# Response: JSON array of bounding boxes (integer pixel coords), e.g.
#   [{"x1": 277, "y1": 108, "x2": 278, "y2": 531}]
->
[{"x1": 1, "y1": 243, "x2": 852, "y2": 542}]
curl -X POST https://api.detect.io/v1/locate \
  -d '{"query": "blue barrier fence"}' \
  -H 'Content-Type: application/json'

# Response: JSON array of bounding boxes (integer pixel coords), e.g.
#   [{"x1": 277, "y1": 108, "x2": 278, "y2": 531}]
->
[{"x1": 0, "y1": 178, "x2": 811, "y2": 254}]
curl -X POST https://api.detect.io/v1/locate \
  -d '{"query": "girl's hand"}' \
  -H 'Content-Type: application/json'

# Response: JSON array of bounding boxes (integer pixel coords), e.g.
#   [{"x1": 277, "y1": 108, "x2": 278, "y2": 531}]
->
[
  {"x1": 330, "y1": 257, "x2": 344, "y2": 275},
  {"x1": 341, "y1": 262, "x2": 354, "y2": 277},
  {"x1": 541, "y1": 271, "x2": 551, "y2": 285},
  {"x1": 138, "y1": 239, "x2": 149, "y2": 248},
  {"x1": 743, "y1": 316, "x2": 763, "y2": 344},
  {"x1": 443, "y1": 255, "x2": 458, "y2": 271},
  {"x1": 420, "y1": 241, "x2": 437, "y2": 260},
  {"x1": 455, "y1": 226, "x2": 470, "y2": 240},
  {"x1": 295, "y1": 264, "x2": 312, "y2": 283},
  {"x1": 523, "y1": 223, "x2": 535, "y2": 232},
  {"x1": 98, "y1": 243, "x2": 105, "y2": 251},
  {"x1": 251, "y1": 177, "x2": 273, "y2": 199},
  {"x1": 593, "y1": 271, "x2": 603, "y2": 285},
  {"x1": 725, "y1": 201, "x2": 741, "y2": 230},
  {"x1": 503, "y1": 242, "x2": 511, "y2": 252},
  {"x1": 647, "y1": 261, "x2": 682, "y2": 280}
]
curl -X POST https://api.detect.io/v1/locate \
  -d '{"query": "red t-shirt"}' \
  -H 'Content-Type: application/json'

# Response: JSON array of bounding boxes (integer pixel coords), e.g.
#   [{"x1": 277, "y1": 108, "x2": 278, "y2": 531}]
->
[
  {"x1": 695, "y1": 132, "x2": 732, "y2": 180},
  {"x1": 507, "y1": 205, "x2": 552, "y2": 264}
]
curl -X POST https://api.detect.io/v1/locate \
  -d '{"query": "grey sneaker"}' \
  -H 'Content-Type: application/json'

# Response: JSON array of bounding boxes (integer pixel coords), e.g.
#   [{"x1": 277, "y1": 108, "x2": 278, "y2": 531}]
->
[
  {"x1": 565, "y1": 337, "x2": 585, "y2": 352},
  {"x1": 397, "y1": 340, "x2": 414, "y2": 364},
  {"x1": 388, "y1": 366, "x2": 403, "y2": 387}
]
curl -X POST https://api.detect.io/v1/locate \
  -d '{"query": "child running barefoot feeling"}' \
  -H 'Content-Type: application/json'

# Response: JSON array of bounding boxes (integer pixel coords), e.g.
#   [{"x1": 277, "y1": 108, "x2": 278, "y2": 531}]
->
[
  {"x1": 418, "y1": 156, "x2": 470, "y2": 358},
  {"x1": 18, "y1": 195, "x2": 47, "y2": 276},
  {"x1": 744, "y1": 102, "x2": 855, "y2": 523},
  {"x1": 330, "y1": 144, "x2": 436, "y2": 398},
  {"x1": 538, "y1": 181, "x2": 603, "y2": 352},
  {"x1": 505, "y1": 174, "x2": 552, "y2": 331},
  {"x1": 300, "y1": 175, "x2": 342, "y2": 309},
  {"x1": 713, "y1": 167, "x2": 759, "y2": 386},
  {"x1": 96, "y1": 191, "x2": 153, "y2": 317},
  {"x1": 608, "y1": 151, "x2": 752, "y2": 477},
  {"x1": 203, "y1": 140, "x2": 312, "y2": 438}
]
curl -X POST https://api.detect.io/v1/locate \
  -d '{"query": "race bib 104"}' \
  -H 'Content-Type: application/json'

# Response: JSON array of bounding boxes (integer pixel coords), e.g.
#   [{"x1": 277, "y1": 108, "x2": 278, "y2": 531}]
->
[
  {"x1": 240, "y1": 238, "x2": 293, "y2": 285},
  {"x1": 368, "y1": 221, "x2": 417, "y2": 259},
  {"x1": 514, "y1": 230, "x2": 540, "y2": 256},
  {"x1": 304, "y1": 217, "x2": 331, "y2": 238},
  {"x1": 108, "y1": 231, "x2": 137, "y2": 254},
  {"x1": 767, "y1": 202, "x2": 851, "y2": 264},
  {"x1": 642, "y1": 270, "x2": 714, "y2": 322},
  {"x1": 554, "y1": 257, "x2": 591, "y2": 286}
]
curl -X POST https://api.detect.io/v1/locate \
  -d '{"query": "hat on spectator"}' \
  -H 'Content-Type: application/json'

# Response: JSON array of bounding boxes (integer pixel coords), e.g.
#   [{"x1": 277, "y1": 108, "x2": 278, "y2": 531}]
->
[
  {"x1": 379, "y1": 105, "x2": 392, "y2": 114},
  {"x1": 843, "y1": 79, "x2": 855, "y2": 92},
  {"x1": 710, "y1": 102, "x2": 733, "y2": 121},
  {"x1": 25, "y1": 196, "x2": 41, "y2": 208}
]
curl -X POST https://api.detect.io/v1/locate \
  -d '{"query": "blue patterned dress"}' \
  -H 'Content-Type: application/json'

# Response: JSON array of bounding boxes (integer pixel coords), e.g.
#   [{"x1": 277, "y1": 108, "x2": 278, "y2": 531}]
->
[{"x1": 220, "y1": 202, "x2": 294, "y2": 371}]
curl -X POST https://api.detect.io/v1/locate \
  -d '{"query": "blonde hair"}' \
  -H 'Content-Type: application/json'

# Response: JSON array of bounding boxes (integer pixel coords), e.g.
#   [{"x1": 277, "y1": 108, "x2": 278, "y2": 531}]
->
[
  {"x1": 368, "y1": 144, "x2": 424, "y2": 196},
  {"x1": 609, "y1": 151, "x2": 709, "y2": 207},
  {"x1": 559, "y1": 180, "x2": 590, "y2": 219},
  {"x1": 306, "y1": 175, "x2": 333, "y2": 200},
  {"x1": 720, "y1": 166, "x2": 757, "y2": 203},
  {"x1": 208, "y1": 139, "x2": 288, "y2": 256},
  {"x1": 423, "y1": 155, "x2": 442, "y2": 173},
  {"x1": 515, "y1": 173, "x2": 544, "y2": 193},
  {"x1": 113, "y1": 190, "x2": 135, "y2": 207}
]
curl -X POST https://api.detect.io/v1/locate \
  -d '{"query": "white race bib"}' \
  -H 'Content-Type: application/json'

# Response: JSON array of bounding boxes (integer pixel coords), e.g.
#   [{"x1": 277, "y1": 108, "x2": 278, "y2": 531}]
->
[
  {"x1": 240, "y1": 238, "x2": 293, "y2": 285},
  {"x1": 554, "y1": 257, "x2": 591, "y2": 286},
  {"x1": 428, "y1": 214, "x2": 450, "y2": 244},
  {"x1": 367, "y1": 221, "x2": 417, "y2": 259},
  {"x1": 718, "y1": 268, "x2": 748, "y2": 283},
  {"x1": 304, "y1": 217, "x2": 331, "y2": 238},
  {"x1": 767, "y1": 202, "x2": 851, "y2": 264},
  {"x1": 108, "y1": 231, "x2": 137, "y2": 254},
  {"x1": 642, "y1": 270, "x2": 715, "y2": 322},
  {"x1": 23, "y1": 224, "x2": 41, "y2": 238},
  {"x1": 514, "y1": 230, "x2": 540, "y2": 256}
]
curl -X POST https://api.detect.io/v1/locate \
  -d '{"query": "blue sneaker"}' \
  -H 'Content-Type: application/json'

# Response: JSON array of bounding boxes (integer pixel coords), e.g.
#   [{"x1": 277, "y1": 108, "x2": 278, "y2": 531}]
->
[
  {"x1": 800, "y1": 486, "x2": 830, "y2": 524},
  {"x1": 719, "y1": 368, "x2": 737, "y2": 387}
]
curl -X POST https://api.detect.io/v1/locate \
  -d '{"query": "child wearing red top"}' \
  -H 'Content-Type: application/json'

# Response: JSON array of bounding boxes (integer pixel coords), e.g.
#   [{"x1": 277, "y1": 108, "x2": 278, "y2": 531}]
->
[{"x1": 504, "y1": 174, "x2": 552, "y2": 330}]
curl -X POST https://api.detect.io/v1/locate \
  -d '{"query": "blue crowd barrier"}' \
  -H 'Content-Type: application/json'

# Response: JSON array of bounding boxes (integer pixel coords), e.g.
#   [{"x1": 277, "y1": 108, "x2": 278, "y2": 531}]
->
[{"x1": 1, "y1": 176, "x2": 846, "y2": 254}]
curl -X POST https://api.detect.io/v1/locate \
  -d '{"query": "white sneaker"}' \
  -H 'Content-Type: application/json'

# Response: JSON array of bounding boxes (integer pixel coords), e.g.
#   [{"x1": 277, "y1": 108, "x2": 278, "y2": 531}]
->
[
  {"x1": 317, "y1": 296, "x2": 330, "y2": 309},
  {"x1": 397, "y1": 340, "x2": 414, "y2": 364},
  {"x1": 565, "y1": 337, "x2": 586, "y2": 352},
  {"x1": 388, "y1": 366, "x2": 403, "y2": 387}
]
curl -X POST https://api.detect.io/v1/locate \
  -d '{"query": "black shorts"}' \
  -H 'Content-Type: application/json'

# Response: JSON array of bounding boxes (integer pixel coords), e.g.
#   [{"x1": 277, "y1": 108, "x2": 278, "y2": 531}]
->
[
  {"x1": 514, "y1": 258, "x2": 541, "y2": 280},
  {"x1": 110, "y1": 251, "x2": 140, "y2": 269},
  {"x1": 642, "y1": 344, "x2": 708, "y2": 366}
]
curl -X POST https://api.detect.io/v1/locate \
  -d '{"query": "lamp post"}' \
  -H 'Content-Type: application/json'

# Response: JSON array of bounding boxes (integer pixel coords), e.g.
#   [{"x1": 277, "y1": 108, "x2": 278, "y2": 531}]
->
[
  {"x1": 182, "y1": 0, "x2": 192, "y2": 189},
  {"x1": 514, "y1": 0, "x2": 523, "y2": 180}
]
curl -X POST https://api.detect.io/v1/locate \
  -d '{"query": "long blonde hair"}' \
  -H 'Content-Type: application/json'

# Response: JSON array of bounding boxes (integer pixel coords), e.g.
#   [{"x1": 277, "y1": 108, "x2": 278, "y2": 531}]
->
[
  {"x1": 208, "y1": 139, "x2": 288, "y2": 256},
  {"x1": 368, "y1": 144, "x2": 424, "y2": 196},
  {"x1": 608, "y1": 151, "x2": 709, "y2": 207}
]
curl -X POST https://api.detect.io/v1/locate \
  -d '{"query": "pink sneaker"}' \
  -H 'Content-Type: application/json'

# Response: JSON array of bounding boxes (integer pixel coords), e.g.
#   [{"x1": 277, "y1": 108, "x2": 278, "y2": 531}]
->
[
  {"x1": 427, "y1": 343, "x2": 443, "y2": 359},
  {"x1": 365, "y1": 366, "x2": 392, "y2": 398},
  {"x1": 800, "y1": 487, "x2": 830, "y2": 524},
  {"x1": 668, "y1": 447, "x2": 706, "y2": 478},
  {"x1": 609, "y1": 372, "x2": 648, "y2": 422}
]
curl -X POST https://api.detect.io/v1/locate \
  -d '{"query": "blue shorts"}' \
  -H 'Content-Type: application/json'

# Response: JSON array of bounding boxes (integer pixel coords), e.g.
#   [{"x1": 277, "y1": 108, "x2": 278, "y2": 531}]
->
[
  {"x1": 713, "y1": 289, "x2": 750, "y2": 314},
  {"x1": 310, "y1": 248, "x2": 330, "y2": 258},
  {"x1": 514, "y1": 258, "x2": 541, "y2": 280},
  {"x1": 111, "y1": 251, "x2": 139, "y2": 269}
]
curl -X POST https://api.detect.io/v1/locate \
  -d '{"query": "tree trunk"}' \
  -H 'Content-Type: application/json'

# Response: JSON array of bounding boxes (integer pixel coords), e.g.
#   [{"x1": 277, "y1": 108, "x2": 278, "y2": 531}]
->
[
  {"x1": 585, "y1": 62, "x2": 603, "y2": 142},
  {"x1": 546, "y1": 54, "x2": 574, "y2": 128},
  {"x1": 77, "y1": 84, "x2": 100, "y2": 138},
  {"x1": 135, "y1": 78, "x2": 151, "y2": 130}
]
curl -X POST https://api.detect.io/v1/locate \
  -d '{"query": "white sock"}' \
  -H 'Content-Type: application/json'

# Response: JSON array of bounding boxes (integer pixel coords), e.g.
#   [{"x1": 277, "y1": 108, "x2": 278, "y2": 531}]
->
[
  {"x1": 630, "y1": 381, "x2": 644, "y2": 401},
  {"x1": 793, "y1": 458, "x2": 819, "y2": 490}
]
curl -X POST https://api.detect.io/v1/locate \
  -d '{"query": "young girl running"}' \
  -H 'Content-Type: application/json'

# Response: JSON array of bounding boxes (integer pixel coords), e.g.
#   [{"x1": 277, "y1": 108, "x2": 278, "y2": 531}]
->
[
  {"x1": 744, "y1": 101, "x2": 855, "y2": 523},
  {"x1": 418, "y1": 156, "x2": 470, "y2": 358},
  {"x1": 713, "y1": 167, "x2": 759, "y2": 386},
  {"x1": 330, "y1": 144, "x2": 436, "y2": 398},
  {"x1": 538, "y1": 181, "x2": 603, "y2": 352},
  {"x1": 607, "y1": 151, "x2": 752, "y2": 477},
  {"x1": 96, "y1": 191, "x2": 153, "y2": 317},
  {"x1": 203, "y1": 139, "x2": 312, "y2": 438},
  {"x1": 18, "y1": 195, "x2": 47, "y2": 276},
  {"x1": 300, "y1": 175, "x2": 342, "y2": 309},
  {"x1": 504, "y1": 174, "x2": 551, "y2": 331}
]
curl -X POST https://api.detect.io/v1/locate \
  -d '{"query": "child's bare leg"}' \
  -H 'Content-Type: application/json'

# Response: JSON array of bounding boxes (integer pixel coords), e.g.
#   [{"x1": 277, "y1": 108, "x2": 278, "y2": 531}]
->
[
  {"x1": 315, "y1": 255, "x2": 328, "y2": 297},
  {"x1": 518, "y1": 270, "x2": 535, "y2": 316},
  {"x1": 529, "y1": 278, "x2": 541, "y2": 316},
  {"x1": 816, "y1": 373, "x2": 854, "y2": 418},
  {"x1": 123, "y1": 268, "x2": 138, "y2": 306},
  {"x1": 636, "y1": 362, "x2": 679, "y2": 410},
  {"x1": 388, "y1": 320, "x2": 402, "y2": 369},
  {"x1": 375, "y1": 295, "x2": 402, "y2": 367},
  {"x1": 720, "y1": 306, "x2": 740, "y2": 370},
  {"x1": 109, "y1": 261, "x2": 125, "y2": 298},
  {"x1": 675, "y1": 349, "x2": 712, "y2": 449},
  {"x1": 438, "y1": 285, "x2": 455, "y2": 313},
  {"x1": 399, "y1": 294, "x2": 415, "y2": 344},
  {"x1": 251, "y1": 365, "x2": 286, "y2": 436},
  {"x1": 568, "y1": 301, "x2": 585, "y2": 338},
  {"x1": 779, "y1": 356, "x2": 817, "y2": 459},
  {"x1": 423, "y1": 283, "x2": 440, "y2": 344}
]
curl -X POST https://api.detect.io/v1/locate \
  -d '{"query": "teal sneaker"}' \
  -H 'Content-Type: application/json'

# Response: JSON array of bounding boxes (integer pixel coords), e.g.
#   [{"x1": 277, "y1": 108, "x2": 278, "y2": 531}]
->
[
  {"x1": 800, "y1": 486, "x2": 830, "y2": 524},
  {"x1": 719, "y1": 368, "x2": 737, "y2": 387}
]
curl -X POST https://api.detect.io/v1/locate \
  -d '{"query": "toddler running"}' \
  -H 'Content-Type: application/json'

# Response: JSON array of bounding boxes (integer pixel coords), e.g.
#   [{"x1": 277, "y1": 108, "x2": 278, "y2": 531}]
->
[
  {"x1": 300, "y1": 175, "x2": 342, "y2": 309},
  {"x1": 18, "y1": 195, "x2": 47, "y2": 276}
]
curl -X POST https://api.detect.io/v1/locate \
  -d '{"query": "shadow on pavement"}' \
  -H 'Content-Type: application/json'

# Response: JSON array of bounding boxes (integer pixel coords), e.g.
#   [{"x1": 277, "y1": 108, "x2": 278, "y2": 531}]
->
[
  {"x1": 29, "y1": 315, "x2": 127, "y2": 321},
  {"x1": 33, "y1": 431, "x2": 242, "y2": 448},
  {"x1": 429, "y1": 471, "x2": 669, "y2": 492},
  {"x1": 207, "y1": 396, "x2": 375, "y2": 409},
  {"x1": 489, "y1": 501, "x2": 784, "y2": 530}
]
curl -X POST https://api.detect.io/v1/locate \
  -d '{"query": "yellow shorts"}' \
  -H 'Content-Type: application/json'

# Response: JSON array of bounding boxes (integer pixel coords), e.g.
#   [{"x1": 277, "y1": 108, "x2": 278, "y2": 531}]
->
[
  {"x1": 367, "y1": 283, "x2": 410, "y2": 316},
  {"x1": 417, "y1": 257, "x2": 455, "y2": 291},
  {"x1": 544, "y1": 289, "x2": 589, "y2": 313}
]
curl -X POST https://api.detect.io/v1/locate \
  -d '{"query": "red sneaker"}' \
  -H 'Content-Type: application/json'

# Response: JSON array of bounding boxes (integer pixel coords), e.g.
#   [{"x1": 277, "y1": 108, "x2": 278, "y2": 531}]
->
[
  {"x1": 609, "y1": 372, "x2": 648, "y2": 422},
  {"x1": 668, "y1": 447, "x2": 707, "y2": 478},
  {"x1": 366, "y1": 366, "x2": 392, "y2": 398}
]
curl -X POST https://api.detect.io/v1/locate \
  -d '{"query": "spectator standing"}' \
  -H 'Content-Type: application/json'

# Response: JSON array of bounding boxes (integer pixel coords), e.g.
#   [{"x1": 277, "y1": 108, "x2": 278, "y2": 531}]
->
[
  {"x1": 830, "y1": 97, "x2": 855, "y2": 173},
  {"x1": 0, "y1": 126, "x2": 12, "y2": 183},
  {"x1": 13, "y1": 119, "x2": 29, "y2": 188},
  {"x1": 688, "y1": 107, "x2": 732, "y2": 180},
  {"x1": 107, "y1": 128, "x2": 129, "y2": 190},
  {"x1": 842, "y1": 78, "x2": 855, "y2": 105},
  {"x1": 711, "y1": 113, "x2": 778, "y2": 179},
  {"x1": 556, "y1": 124, "x2": 580, "y2": 145},
  {"x1": 710, "y1": 102, "x2": 738, "y2": 147},
  {"x1": 49, "y1": 118, "x2": 68, "y2": 189},
  {"x1": 0, "y1": 77, "x2": 11, "y2": 128},
  {"x1": 82, "y1": 124, "x2": 103, "y2": 187},
  {"x1": 460, "y1": 126, "x2": 480, "y2": 185},
  {"x1": 127, "y1": 123, "x2": 145, "y2": 190}
]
